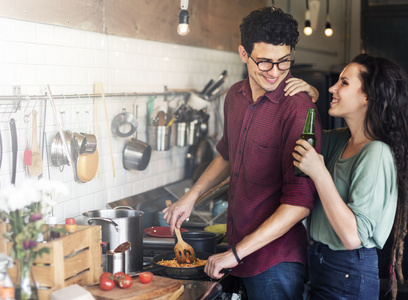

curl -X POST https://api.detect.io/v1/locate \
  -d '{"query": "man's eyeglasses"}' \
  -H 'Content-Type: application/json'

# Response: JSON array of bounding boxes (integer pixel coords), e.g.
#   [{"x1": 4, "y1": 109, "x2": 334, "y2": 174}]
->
[{"x1": 248, "y1": 55, "x2": 294, "y2": 72}]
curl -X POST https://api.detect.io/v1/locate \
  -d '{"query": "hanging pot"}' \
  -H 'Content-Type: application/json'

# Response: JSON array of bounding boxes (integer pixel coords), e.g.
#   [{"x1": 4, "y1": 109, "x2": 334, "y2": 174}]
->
[
  {"x1": 123, "y1": 140, "x2": 151, "y2": 171},
  {"x1": 122, "y1": 105, "x2": 152, "y2": 171},
  {"x1": 50, "y1": 130, "x2": 79, "y2": 167}
]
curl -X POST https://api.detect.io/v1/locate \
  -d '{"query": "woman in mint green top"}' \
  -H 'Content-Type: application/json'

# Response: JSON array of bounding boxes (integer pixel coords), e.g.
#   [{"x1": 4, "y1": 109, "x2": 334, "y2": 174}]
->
[
  {"x1": 310, "y1": 127, "x2": 397, "y2": 251},
  {"x1": 293, "y1": 54, "x2": 408, "y2": 300}
]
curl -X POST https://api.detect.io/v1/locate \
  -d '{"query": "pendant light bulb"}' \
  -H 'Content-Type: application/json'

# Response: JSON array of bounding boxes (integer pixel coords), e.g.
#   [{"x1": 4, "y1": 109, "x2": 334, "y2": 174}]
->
[
  {"x1": 324, "y1": 0, "x2": 333, "y2": 37},
  {"x1": 325, "y1": 22, "x2": 333, "y2": 37},
  {"x1": 177, "y1": 0, "x2": 190, "y2": 36},
  {"x1": 304, "y1": 10, "x2": 313, "y2": 36},
  {"x1": 177, "y1": 23, "x2": 190, "y2": 36}
]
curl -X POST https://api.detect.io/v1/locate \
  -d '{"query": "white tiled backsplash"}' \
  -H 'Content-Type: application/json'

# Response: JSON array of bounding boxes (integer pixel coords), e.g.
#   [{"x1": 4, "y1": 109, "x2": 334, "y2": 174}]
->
[{"x1": 0, "y1": 17, "x2": 244, "y2": 222}]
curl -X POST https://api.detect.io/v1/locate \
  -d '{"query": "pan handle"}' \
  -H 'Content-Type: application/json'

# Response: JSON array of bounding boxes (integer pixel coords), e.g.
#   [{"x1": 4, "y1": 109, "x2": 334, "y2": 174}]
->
[
  {"x1": 87, "y1": 217, "x2": 119, "y2": 232},
  {"x1": 128, "y1": 264, "x2": 165, "y2": 277},
  {"x1": 127, "y1": 264, "x2": 231, "y2": 276},
  {"x1": 216, "y1": 233, "x2": 227, "y2": 244}
]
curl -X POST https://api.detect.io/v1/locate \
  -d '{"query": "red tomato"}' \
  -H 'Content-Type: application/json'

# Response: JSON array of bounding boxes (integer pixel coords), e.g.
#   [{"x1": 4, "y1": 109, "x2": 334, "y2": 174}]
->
[
  {"x1": 118, "y1": 274, "x2": 133, "y2": 289},
  {"x1": 99, "y1": 272, "x2": 112, "y2": 280},
  {"x1": 113, "y1": 272, "x2": 126, "y2": 286},
  {"x1": 138, "y1": 272, "x2": 153, "y2": 284},
  {"x1": 99, "y1": 275, "x2": 115, "y2": 291},
  {"x1": 113, "y1": 271, "x2": 125, "y2": 277}
]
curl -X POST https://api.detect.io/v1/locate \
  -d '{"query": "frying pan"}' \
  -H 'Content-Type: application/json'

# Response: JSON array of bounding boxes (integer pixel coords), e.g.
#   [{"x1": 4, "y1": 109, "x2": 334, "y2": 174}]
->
[
  {"x1": 145, "y1": 251, "x2": 212, "y2": 280},
  {"x1": 77, "y1": 114, "x2": 99, "y2": 183},
  {"x1": 142, "y1": 251, "x2": 231, "y2": 280}
]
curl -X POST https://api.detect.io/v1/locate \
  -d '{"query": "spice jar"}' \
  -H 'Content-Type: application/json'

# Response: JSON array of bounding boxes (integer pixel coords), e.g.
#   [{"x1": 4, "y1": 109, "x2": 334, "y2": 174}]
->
[
  {"x1": 48, "y1": 216, "x2": 60, "y2": 240},
  {"x1": 65, "y1": 218, "x2": 77, "y2": 233},
  {"x1": 0, "y1": 253, "x2": 15, "y2": 300}
]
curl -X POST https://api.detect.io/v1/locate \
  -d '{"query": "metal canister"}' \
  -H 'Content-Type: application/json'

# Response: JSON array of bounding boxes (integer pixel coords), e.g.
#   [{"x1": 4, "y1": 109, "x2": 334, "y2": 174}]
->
[{"x1": 106, "y1": 251, "x2": 125, "y2": 274}]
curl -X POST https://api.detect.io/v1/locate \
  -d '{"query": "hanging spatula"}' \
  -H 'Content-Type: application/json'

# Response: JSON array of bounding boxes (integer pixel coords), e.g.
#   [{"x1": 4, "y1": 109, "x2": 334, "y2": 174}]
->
[
  {"x1": 165, "y1": 200, "x2": 197, "y2": 264},
  {"x1": 28, "y1": 110, "x2": 43, "y2": 177}
]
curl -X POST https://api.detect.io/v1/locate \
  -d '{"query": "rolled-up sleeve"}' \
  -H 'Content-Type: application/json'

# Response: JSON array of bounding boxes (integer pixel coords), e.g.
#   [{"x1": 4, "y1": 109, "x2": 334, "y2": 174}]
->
[{"x1": 347, "y1": 142, "x2": 397, "y2": 249}]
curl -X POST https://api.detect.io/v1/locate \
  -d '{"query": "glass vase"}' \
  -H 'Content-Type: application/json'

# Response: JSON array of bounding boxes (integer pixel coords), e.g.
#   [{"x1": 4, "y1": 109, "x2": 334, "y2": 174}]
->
[{"x1": 14, "y1": 256, "x2": 38, "y2": 300}]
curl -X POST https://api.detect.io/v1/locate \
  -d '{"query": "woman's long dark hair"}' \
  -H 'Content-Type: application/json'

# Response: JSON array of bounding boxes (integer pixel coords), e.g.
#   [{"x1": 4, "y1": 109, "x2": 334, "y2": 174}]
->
[{"x1": 353, "y1": 54, "x2": 408, "y2": 299}]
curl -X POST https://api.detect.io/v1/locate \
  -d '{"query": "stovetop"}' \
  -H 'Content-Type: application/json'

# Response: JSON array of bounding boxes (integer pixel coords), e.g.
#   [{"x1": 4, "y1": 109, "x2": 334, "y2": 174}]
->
[{"x1": 141, "y1": 238, "x2": 245, "y2": 299}]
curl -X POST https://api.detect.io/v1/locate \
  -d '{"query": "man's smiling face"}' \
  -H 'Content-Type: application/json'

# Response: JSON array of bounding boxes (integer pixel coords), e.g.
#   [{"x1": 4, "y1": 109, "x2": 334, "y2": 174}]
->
[{"x1": 240, "y1": 42, "x2": 292, "y2": 101}]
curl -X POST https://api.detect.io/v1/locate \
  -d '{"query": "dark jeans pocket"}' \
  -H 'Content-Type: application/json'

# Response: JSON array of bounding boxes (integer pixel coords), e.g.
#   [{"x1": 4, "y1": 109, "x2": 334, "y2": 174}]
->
[{"x1": 358, "y1": 274, "x2": 379, "y2": 300}]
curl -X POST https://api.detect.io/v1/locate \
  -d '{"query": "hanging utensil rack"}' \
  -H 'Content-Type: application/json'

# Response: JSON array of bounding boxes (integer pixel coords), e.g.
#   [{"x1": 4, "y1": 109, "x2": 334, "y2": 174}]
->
[
  {"x1": 0, "y1": 99, "x2": 22, "y2": 114},
  {"x1": 0, "y1": 91, "x2": 191, "y2": 114}
]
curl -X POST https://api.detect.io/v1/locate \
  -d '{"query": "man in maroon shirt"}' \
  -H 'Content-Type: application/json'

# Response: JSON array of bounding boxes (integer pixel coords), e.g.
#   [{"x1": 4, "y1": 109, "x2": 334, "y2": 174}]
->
[{"x1": 164, "y1": 7, "x2": 322, "y2": 299}]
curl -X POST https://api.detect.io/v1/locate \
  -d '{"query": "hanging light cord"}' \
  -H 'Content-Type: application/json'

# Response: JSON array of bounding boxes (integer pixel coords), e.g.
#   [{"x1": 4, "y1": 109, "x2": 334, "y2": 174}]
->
[
  {"x1": 306, "y1": 0, "x2": 309, "y2": 10},
  {"x1": 327, "y1": 0, "x2": 330, "y2": 15}
]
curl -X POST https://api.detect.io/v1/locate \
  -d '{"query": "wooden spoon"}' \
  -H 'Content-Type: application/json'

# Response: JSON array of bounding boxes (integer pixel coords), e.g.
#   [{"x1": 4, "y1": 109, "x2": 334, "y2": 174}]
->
[
  {"x1": 157, "y1": 111, "x2": 166, "y2": 126},
  {"x1": 28, "y1": 110, "x2": 43, "y2": 177},
  {"x1": 165, "y1": 200, "x2": 196, "y2": 264}
]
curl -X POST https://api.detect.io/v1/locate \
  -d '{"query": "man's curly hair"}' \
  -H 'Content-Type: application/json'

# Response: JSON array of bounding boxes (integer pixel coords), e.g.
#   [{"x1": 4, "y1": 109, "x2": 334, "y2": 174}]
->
[{"x1": 240, "y1": 6, "x2": 299, "y2": 55}]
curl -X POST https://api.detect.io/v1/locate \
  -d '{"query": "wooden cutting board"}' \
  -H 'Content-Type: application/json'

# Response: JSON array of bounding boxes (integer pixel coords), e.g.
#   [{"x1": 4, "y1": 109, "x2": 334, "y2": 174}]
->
[{"x1": 86, "y1": 276, "x2": 183, "y2": 300}]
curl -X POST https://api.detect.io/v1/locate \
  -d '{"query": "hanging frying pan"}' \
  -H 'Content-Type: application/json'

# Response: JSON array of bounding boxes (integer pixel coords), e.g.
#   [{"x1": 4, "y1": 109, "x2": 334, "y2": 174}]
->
[{"x1": 77, "y1": 112, "x2": 99, "y2": 183}]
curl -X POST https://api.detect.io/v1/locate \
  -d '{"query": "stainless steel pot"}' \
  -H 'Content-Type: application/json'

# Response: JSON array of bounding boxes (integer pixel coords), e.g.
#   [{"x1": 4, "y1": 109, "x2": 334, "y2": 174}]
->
[
  {"x1": 80, "y1": 132, "x2": 97, "y2": 154},
  {"x1": 122, "y1": 138, "x2": 151, "y2": 171},
  {"x1": 50, "y1": 130, "x2": 79, "y2": 167},
  {"x1": 82, "y1": 209, "x2": 144, "y2": 273},
  {"x1": 73, "y1": 132, "x2": 87, "y2": 154}
]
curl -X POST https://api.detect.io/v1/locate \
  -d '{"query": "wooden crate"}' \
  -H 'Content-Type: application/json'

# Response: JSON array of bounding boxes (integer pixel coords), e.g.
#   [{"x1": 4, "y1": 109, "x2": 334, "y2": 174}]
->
[{"x1": 0, "y1": 223, "x2": 102, "y2": 300}]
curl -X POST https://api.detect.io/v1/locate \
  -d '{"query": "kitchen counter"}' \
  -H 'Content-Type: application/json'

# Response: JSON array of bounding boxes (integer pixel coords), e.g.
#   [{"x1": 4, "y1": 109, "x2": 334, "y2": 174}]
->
[{"x1": 86, "y1": 275, "x2": 222, "y2": 300}]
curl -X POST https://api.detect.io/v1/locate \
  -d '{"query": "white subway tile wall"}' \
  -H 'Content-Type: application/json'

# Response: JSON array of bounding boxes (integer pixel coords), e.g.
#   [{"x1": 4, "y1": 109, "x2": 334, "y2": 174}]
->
[{"x1": 0, "y1": 17, "x2": 244, "y2": 222}]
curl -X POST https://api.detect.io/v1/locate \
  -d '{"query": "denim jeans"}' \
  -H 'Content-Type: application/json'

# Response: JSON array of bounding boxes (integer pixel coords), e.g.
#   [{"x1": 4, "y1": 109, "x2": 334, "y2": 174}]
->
[
  {"x1": 241, "y1": 262, "x2": 306, "y2": 300},
  {"x1": 308, "y1": 241, "x2": 379, "y2": 300}
]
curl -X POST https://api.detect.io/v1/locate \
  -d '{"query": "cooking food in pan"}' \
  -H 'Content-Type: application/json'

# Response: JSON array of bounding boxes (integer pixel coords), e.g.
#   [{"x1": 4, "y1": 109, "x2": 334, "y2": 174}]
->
[{"x1": 157, "y1": 258, "x2": 207, "y2": 268}]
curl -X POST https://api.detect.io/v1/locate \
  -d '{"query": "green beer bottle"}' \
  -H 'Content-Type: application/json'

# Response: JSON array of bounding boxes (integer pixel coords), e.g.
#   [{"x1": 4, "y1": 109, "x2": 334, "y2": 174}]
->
[{"x1": 295, "y1": 108, "x2": 316, "y2": 177}]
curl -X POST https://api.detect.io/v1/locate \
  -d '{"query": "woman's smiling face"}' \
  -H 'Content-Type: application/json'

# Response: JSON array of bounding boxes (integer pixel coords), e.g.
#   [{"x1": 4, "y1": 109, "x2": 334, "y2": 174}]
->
[
  {"x1": 328, "y1": 62, "x2": 368, "y2": 120},
  {"x1": 239, "y1": 42, "x2": 292, "y2": 101}
]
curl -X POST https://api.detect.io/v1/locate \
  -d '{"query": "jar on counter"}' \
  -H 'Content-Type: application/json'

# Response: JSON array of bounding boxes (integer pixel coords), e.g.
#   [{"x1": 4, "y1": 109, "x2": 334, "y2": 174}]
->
[
  {"x1": 0, "y1": 253, "x2": 15, "y2": 300},
  {"x1": 65, "y1": 218, "x2": 77, "y2": 233},
  {"x1": 101, "y1": 242, "x2": 109, "y2": 272},
  {"x1": 48, "y1": 216, "x2": 60, "y2": 240}
]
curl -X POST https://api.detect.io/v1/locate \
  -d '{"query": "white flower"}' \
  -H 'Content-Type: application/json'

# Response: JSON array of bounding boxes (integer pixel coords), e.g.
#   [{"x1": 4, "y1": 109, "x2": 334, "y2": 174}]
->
[
  {"x1": 37, "y1": 179, "x2": 69, "y2": 204},
  {"x1": 0, "y1": 179, "x2": 69, "y2": 212}
]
